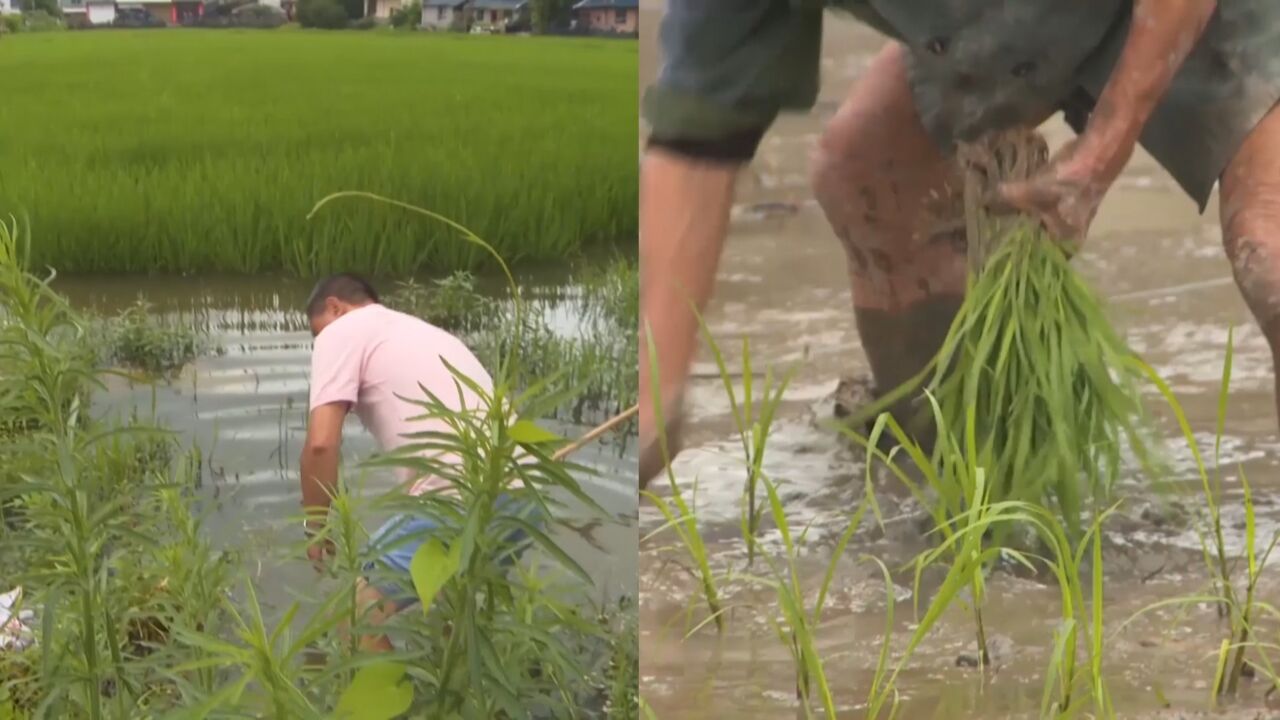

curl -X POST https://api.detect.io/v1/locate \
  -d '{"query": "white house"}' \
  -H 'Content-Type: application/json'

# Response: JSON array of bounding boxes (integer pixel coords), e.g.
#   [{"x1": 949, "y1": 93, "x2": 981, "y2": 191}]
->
[
  {"x1": 470, "y1": 0, "x2": 524, "y2": 30},
  {"x1": 59, "y1": 0, "x2": 117, "y2": 26},
  {"x1": 0, "y1": 0, "x2": 17, "y2": 16},
  {"x1": 422, "y1": 0, "x2": 466, "y2": 30}
]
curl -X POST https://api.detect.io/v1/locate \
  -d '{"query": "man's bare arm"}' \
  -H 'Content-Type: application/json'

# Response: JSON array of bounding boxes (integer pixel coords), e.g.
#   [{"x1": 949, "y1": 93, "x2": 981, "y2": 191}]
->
[
  {"x1": 1072, "y1": 0, "x2": 1217, "y2": 182},
  {"x1": 638, "y1": 148, "x2": 742, "y2": 488},
  {"x1": 1001, "y1": 0, "x2": 1217, "y2": 239},
  {"x1": 300, "y1": 402, "x2": 348, "y2": 531}
]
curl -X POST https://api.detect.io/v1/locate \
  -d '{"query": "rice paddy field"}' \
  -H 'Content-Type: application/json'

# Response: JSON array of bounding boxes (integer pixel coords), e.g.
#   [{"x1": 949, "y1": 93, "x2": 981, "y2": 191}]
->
[
  {"x1": 0, "y1": 30, "x2": 637, "y2": 275},
  {"x1": 0, "y1": 26, "x2": 640, "y2": 719}
]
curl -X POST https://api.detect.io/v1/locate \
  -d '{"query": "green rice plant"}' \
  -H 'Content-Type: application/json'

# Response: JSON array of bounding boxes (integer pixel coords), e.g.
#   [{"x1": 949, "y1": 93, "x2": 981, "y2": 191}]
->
[
  {"x1": 578, "y1": 255, "x2": 639, "y2": 333},
  {"x1": 94, "y1": 298, "x2": 207, "y2": 377},
  {"x1": 923, "y1": 220, "x2": 1150, "y2": 540},
  {"x1": 599, "y1": 597, "x2": 639, "y2": 720},
  {"x1": 384, "y1": 271, "x2": 497, "y2": 334},
  {"x1": 1125, "y1": 329, "x2": 1280, "y2": 703},
  {"x1": 756, "y1": 475, "x2": 871, "y2": 719},
  {"x1": 697, "y1": 327, "x2": 795, "y2": 567},
  {"x1": 639, "y1": 322, "x2": 724, "y2": 634},
  {"x1": 852, "y1": 133, "x2": 1157, "y2": 543},
  {"x1": 842, "y1": 400, "x2": 1116, "y2": 720},
  {"x1": 0, "y1": 31, "x2": 636, "y2": 275},
  {"x1": 380, "y1": 256, "x2": 637, "y2": 427}
]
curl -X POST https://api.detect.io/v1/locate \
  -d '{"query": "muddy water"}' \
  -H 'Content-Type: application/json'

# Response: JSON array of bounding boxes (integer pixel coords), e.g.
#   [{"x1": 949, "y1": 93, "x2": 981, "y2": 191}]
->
[
  {"x1": 641, "y1": 4, "x2": 1280, "y2": 718},
  {"x1": 56, "y1": 275, "x2": 638, "y2": 611}
]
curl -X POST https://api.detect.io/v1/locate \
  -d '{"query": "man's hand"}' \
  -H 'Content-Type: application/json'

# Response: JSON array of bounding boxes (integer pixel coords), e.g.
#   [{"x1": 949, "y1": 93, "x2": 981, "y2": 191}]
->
[
  {"x1": 305, "y1": 530, "x2": 335, "y2": 573},
  {"x1": 998, "y1": 139, "x2": 1106, "y2": 245},
  {"x1": 638, "y1": 148, "x2": 740, "y2": 490},
  {"x1": 1000, "y1": 0, "x2": 1216, "y2": 247}
]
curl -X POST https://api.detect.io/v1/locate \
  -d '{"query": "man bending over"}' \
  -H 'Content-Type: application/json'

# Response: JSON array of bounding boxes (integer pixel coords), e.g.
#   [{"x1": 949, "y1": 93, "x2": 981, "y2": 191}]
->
[{"x1": 300, "y1": 273, "x2": 539, "y2": 652}]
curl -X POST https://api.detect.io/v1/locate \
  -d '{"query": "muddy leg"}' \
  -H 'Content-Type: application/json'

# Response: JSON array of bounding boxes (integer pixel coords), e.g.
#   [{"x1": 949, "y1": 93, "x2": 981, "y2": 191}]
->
[
  {"x1": 810, "y1": 43, "x2": 966, "y2": 434},
  {"x1": 1221, "y1": 102, "x2": 1280, "y2": 428}
]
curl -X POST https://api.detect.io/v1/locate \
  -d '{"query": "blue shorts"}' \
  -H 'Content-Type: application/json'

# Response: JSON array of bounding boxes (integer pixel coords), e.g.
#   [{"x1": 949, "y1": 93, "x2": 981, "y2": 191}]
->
[{"x1": 362, "y1": 493, "x2": 544, "y2": 611}]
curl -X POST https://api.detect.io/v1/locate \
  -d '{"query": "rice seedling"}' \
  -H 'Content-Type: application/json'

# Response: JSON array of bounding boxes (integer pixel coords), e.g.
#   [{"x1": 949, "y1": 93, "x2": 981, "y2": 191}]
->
[
  {"x1": 756, "y1": 475, "x2": 873, "y2": 719},
  {"x1": 92, "y1": 298, "x2": 209, "y2": 377},
  {"x1": 384, "y1": 271, "x2": 497, "y2": 335},
  {"x1": 599, "y1": 597, "x2": 640, "y2": 720},
  {"x1": 639, "y1": 321, "x2": 725, "y2": 634},
  {"x1": 696, "y1": 325, "x2": 796, "y2": 567},
  {"x1": 840, "y1": 396, "x2": 1116, "y2": 720},
  {"x1": 1125, "y1": 329, "x2": 1280, "y2": 704},
  {"x1": 852, "y1": 130, "x2": 1157, "y2": 543},
  {"x1": 0, "y1": 30, "x2": 637, "y2": 276}
]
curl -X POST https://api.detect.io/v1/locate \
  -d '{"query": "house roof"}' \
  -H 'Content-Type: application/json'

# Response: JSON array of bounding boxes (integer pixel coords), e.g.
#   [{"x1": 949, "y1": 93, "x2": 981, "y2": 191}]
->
[
  {"x1": 572, "y1": 0, "x2": 637, "y2": 8},
  {"x1": 422, "y1": 0, "x2": 466, "y2": 7},
  {"x1": 471, "y1": 0, "x2": 526, "y2": 8}
]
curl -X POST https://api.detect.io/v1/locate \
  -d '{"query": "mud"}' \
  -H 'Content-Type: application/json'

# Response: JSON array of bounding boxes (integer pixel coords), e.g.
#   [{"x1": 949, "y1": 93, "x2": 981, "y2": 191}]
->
[{"x1": 640, "y1": 2, "x2": 1280, "y2": 717}]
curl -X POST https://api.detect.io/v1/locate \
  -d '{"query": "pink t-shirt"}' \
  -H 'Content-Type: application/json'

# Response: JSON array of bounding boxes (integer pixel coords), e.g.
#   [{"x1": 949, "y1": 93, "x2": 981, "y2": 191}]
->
[{"x1": 308, "y1": 303, "x2": 494, "y2": 495}]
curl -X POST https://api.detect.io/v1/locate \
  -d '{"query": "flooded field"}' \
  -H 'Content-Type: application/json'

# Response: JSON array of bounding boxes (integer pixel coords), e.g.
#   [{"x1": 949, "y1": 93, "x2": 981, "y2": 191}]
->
[
  {"x1": 640, "y1": 4, "x2": 1280, "y2": 718},
  {"x1": 57, "y1": 274, "x2": 639, "y2": 610}
]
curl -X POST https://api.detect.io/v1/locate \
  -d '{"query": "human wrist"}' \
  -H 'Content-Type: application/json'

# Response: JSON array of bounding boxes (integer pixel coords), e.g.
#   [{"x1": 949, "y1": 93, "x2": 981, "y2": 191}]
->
[{"x1": 302, "y1": 508, "x2": 328, "y2": 536}]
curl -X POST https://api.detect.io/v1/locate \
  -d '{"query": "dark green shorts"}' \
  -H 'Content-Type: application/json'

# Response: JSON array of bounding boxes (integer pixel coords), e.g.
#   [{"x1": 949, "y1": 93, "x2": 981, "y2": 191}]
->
[{"x1": 644, "y1": 1, "x2": 1280, "y2": 209}]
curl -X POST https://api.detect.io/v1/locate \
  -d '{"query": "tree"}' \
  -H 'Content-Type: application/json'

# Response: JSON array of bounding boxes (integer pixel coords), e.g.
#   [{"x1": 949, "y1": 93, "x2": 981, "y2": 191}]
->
[
  {"x1": 338, "y1": 0, "x2": 362, "y2": 20},
  {"x1": 19, "y1": 0, "x2": 60, "y2": 17},
  {"x1": 296, "y1": 0, "x2": 348, "y2": 28},
  {"x1": 529, "y1": 0, "x2": 570, "y2": 34},
  {"x1": 389, "y1": 0, "x2": 420, "y2": 28}
]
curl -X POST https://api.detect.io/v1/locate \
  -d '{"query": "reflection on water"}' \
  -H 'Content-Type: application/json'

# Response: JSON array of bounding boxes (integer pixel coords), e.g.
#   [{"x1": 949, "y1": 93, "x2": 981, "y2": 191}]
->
[
  {"x1": 640, "y1": 3, "x2": 1279, "y2": 717},
  {"x1": 57, "y1": 274, "x2": 638, "y2": 609}
]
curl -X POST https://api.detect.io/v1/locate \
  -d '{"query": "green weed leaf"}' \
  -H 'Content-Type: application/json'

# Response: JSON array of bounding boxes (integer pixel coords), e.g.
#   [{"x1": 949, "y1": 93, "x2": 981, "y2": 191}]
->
[
  {"x1": 335, "y1": 662, "x2": 414, "y2": 720},
  {"x1": 509, "y1": 419, "x2": 561, "y2": 445},
  {"x1": 410, "y1": 538, "x2": 462, "y2": 614}
]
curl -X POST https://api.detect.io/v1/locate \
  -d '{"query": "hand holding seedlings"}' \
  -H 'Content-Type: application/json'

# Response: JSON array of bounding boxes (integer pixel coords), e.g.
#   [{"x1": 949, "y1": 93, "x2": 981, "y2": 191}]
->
[{"x1": 998, "y1": 1, "x2": 1215, "y2": 243}]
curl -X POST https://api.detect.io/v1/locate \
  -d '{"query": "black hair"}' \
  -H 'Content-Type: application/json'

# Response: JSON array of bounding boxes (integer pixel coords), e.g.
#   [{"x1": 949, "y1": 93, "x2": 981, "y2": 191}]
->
[{"x1": 306, "y1": 273, "x2": 379, "y2": 317}]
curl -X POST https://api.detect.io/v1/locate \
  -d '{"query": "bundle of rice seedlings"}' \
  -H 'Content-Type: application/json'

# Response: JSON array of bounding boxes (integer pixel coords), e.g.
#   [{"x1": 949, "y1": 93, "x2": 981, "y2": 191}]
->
[{"x1": 885, "y1": 129, "x2": 1157, "y2": 541}]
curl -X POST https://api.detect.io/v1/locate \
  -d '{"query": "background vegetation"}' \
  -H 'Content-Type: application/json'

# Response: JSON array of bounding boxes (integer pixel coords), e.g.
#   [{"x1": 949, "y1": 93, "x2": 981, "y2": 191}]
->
[{"x1": 0, "y1": 31, "x2": 637, "y2": 275}]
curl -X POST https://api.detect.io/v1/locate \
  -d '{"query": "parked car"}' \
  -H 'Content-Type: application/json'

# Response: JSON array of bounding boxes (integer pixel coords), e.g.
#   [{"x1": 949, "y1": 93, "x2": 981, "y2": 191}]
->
[{"x1": 113, "y1": 7, "x2": 166, "y2": 27}]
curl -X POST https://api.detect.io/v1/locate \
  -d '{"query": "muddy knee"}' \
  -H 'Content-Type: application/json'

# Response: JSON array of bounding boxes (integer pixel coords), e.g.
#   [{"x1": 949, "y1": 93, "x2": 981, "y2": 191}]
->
[{"x1": 1226, "y1": 232, "x2": 1280, "y2": 341}]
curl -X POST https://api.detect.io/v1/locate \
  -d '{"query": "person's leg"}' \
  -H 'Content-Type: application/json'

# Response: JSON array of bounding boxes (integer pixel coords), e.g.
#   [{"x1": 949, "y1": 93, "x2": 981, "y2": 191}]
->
[
  {"x1": 1220, "y1": 101, "x2": 1280, "y2": 425},
  {"x1": 343, "y1": 497, "x2": 543, "y2": 652},
  {"x1": 809, "y1": 43, "x2": 966, "y2": 432},
  {"x1": 344, "y1": 513, "x2": 435, "y2": 653},
  {"x1": 343, "y1": 579, "x2": 401, "y2": 653}
]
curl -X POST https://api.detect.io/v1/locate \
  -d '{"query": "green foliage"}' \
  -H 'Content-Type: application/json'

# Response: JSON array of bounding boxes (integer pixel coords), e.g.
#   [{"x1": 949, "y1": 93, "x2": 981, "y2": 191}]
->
[
  {"x1": 296, "y1": 0, "x2": 349, "y2": 28},
  {"x1": 0, "y1": 219, "x2": 234, "y2": 718},
  {"x1": 385, "y1": 271, "x2": 493, "y2": 333},
  {"x1": 529, "y1": 0, "x2": 570, "y2": 33},
  {"x1": 95, "y1": 298, "x2": 206, "y2": 377},
  {"x1": 0, "y1": 31, "x2": 636, "y2": 275},
  {"x1": 0, "y1": 216, "x2": 635, "y2": 718},
  {"x1": 338, "y1": 0, "x2": 362, "y2": 20},
  {"x1": 228, "y1": 3, "x2": 287, "y2": 28},
  {"x1": 388, "y1": 0, "x2": 419, "y2": 28},
  {"x1": 408, "y1": 538, "x2": 461, "y2": 614},
  {"x1": 17, "y1": 0, "x2": 58, "y2": 17},
  {"x1": 1, "y1": 15, "x2": 21, "y2": 33},
  {"x1": 384, "y1": 259, "x2": 639, "y2": 428},
  {"x1": 334, "y1": 663, "x2": 414, "y2": 719},
  {"x1": 18, "y1": 9, "x2": 61, "y2": 31}
]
